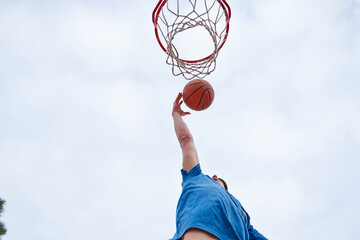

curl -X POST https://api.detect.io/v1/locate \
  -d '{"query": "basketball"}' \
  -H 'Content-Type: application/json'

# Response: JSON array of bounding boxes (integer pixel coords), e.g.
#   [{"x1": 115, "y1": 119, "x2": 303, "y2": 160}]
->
[{"x1": 182, "y1": 79, "x2": 215, "y2": 111}]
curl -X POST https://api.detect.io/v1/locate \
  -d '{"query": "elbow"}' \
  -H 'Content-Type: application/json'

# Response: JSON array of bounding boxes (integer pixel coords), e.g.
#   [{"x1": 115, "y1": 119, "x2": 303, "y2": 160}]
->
[{"x1": 179, "y1": 133, "x2": 194, "y2": 149}]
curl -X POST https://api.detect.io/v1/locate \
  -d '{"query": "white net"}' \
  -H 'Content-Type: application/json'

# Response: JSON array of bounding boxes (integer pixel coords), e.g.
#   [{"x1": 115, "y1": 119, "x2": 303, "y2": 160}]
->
[{"x1": 153, "y1": 0, "x2": 231, "y2": 80}]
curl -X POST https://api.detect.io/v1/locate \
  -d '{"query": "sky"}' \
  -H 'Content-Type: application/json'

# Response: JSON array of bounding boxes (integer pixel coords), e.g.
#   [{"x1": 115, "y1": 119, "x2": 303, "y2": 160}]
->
[{"x1": 0, "y1": 0, "x2": 359, "y2": 239}]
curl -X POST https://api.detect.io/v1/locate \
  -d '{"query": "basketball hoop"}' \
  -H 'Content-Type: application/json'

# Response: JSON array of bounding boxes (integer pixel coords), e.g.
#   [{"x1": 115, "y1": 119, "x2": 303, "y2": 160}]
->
[{"x1": 152, "y1": 0, "x2": 231, "y2": 80}]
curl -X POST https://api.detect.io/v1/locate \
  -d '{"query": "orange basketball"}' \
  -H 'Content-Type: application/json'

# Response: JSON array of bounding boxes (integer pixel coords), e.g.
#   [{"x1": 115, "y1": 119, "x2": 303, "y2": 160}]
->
[{"x1": 183, "y1": 79, "x2": 215, "y2": 111}]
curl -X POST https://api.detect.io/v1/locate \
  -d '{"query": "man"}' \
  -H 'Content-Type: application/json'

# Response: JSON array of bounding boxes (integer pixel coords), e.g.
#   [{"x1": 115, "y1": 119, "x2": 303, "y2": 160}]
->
[{"x1": 171, "y1": 93, "x2": 267, "y2": 240}]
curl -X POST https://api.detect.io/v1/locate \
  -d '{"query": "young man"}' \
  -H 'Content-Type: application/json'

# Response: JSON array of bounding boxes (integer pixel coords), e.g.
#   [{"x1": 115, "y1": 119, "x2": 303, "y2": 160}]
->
[{"x1": 171, "y1": 93, "x2": 267, "y2": 240}]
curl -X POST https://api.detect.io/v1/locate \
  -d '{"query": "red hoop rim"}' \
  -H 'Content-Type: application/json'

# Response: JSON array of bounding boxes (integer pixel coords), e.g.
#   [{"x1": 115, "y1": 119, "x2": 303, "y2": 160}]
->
[{"x1": 152, "y1": 0, "x2": 231, "y2": 64}]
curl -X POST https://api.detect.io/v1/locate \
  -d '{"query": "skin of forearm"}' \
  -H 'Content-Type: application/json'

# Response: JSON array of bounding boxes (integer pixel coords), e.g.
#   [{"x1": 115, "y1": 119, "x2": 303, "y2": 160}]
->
[{"x1": 172, "y1": 112, "x2": 193, "y2": 146}]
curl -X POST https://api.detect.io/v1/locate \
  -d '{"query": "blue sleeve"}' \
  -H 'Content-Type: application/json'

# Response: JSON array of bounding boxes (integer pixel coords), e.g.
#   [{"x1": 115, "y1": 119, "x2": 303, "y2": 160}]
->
[
  {"x1": 242, "y1": 207, "x2": 267, "y2": 240},
  {"x1": 181, "y1": 163, "x2": 202, "y2": 179},
  {"x1": 180, "y1": 164, "x2": 203, "y2": 188},
  {"x1": 248, "y1": 224, "x2": 267, "y2": 240}
]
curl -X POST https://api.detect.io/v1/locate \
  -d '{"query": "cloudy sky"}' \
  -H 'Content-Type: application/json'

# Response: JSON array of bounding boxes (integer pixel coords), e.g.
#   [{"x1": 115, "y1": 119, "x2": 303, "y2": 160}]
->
[{"x1": 0, "y1": 0, "x2": 359, "y2": 239}]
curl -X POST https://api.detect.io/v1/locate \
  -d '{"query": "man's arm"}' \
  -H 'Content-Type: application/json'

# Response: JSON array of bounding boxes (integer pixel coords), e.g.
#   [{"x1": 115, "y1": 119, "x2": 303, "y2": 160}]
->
[{"x1": 172, "y1": 93, "x2": 199, "y2": 172}]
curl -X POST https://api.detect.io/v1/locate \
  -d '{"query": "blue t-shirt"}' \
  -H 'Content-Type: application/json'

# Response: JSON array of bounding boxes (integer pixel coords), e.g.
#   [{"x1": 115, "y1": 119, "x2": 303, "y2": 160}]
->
[{"x1": 171, "y1": 164, "x2": 267, "y2": 240}]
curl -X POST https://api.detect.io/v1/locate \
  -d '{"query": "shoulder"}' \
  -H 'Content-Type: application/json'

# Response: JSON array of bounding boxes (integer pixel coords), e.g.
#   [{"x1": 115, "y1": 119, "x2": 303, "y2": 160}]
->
[
  {"x1": 181, "y1": 163, "x2": 209, "y2": 186},
  {"x1": 181, "y1": 163, "x2": 202, "y2": 178},
  {"x1": 180, "y1": 164, "x2": 219, "y2": 190}
]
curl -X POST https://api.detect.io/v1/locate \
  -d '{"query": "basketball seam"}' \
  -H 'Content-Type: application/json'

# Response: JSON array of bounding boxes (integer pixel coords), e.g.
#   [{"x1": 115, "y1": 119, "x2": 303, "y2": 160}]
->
[
  {"x1": 196, "y1": 89, "x2": 207, "y2": 110},
  {"x1": 208, "y1": 88, "x2": 214, "y2": 105},
  {"x1": 195, "y1": 81, "x2": 209, "y2": 110},
  {"x1": 185, "y1": 85, "x2": 205, "y2": 103}
]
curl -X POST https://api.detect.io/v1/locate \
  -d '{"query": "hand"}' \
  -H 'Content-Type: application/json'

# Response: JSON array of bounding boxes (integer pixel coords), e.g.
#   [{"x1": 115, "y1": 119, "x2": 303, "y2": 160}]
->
[{"x1": 172, "y1": 92, "x2": 191, "y2": 117}]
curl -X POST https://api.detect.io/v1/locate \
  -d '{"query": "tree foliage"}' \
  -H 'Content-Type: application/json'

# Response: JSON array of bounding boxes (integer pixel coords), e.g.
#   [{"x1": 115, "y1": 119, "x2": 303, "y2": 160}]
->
[{"x1": 0, "y1": 198, "x2": 6, "y2": 237}]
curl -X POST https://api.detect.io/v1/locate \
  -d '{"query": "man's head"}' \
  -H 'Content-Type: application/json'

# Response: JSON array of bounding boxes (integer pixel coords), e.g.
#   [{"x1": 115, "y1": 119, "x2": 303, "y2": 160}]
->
[{"x1": 212, "y1": 175, "x2": 228, "y2": 190}]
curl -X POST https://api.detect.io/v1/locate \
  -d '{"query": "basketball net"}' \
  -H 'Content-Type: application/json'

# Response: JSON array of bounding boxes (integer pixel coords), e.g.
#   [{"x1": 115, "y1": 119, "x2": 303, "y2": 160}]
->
[{"x1": 153, "y1": 0, "x2": 231, "y2": 80}]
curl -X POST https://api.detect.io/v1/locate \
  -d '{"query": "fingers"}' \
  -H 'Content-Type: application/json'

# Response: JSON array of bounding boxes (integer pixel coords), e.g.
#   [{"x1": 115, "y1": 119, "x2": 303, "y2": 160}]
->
[
  {"x1": 174, "y1": 92, "x2": 182, "y2": 104},
  {"x1": 180, "y1": 112, "x2": 191, "y2": 117},
  {"x1": 179, "y1": 100, "x2": 191, "y2": 115},
  {"x1": 173, "y1": 92, "x2": 191, "y2": 116}
]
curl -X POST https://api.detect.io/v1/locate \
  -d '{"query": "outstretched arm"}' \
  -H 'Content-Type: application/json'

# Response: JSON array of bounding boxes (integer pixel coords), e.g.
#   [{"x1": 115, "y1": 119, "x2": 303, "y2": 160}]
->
[{"x1": 172, "y1": 93, "x2": 199, "y2": 172}]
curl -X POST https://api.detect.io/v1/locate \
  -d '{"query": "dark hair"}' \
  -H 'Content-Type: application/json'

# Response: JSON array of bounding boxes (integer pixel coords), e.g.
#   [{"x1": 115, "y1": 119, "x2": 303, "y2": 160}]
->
[{"x1": 218, "y1": 178, "x2": 228, "y2": 191}]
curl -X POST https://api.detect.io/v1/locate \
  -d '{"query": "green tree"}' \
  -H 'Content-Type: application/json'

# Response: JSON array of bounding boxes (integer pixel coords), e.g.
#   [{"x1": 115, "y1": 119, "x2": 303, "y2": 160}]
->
[{"x1": 0, "y1": 198, "x2": 6, "y2": 238}]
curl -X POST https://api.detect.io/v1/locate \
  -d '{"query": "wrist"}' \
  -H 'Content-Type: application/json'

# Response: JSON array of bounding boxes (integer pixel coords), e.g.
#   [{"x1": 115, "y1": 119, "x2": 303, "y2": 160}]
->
[{"x1": 172, "y1": 111, "x2": 180, "y2": 117}]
